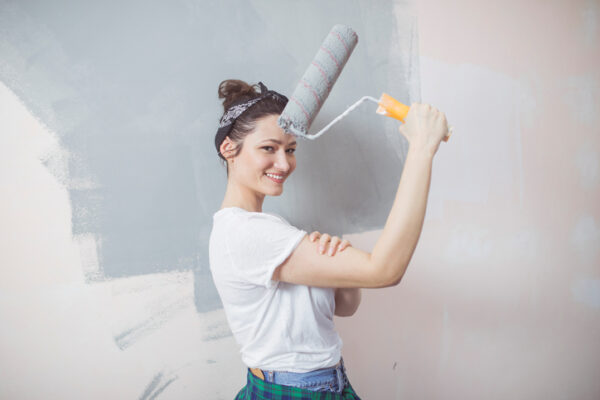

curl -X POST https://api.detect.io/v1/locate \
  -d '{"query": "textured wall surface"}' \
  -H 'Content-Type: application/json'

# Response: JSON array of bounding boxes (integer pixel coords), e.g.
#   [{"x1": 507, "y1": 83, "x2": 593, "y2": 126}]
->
[
  {"x1": 1, "y1": 0, "x2": 599, "y2": 399},
  {"x1": 0, "y1": 0, "x2": 417, "y2": 398}
]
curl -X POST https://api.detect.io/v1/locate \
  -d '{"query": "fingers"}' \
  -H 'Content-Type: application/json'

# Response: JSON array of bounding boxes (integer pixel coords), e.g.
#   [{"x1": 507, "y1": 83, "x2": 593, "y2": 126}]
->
[
  {"x1": 311, "y1": 232, "x2": 353, "y2": 256},
  {"x1": 309, "y1": 231, "x2": 320, "y2": 242},
  {"x1": 413, "y1": 102, "x2": 442, "y2": 115},
  {"x1": 339, "y1": 239, "x2": 351, "y2": 252},
  {"x1": 327, "y1": 236, "x2": 342, "y2": 256},
  {"x1": 319, "y1": 233, "x2": 331, "y2": 254}
]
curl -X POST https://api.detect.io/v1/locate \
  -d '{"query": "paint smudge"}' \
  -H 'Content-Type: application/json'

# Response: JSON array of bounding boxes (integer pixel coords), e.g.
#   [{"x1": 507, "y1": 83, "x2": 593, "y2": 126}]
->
[
  {"x1": 581, "y1": 0, "x2": 599, "y2": 48},
  {"x1": 444, "y1": 224, "x2": 492, "y2": 263},
  {"x1": 575, "y1": 146, "x2": 599, "y2": 190},
  {"x1": 571, "y1": 214, "x2": 600, "y2": 264},
  {"x1": 420, "y1": 58, "x2": 526, "y2": 218},
  {"x1": 108, "y1": 271, "x2": 196, "y2": 349},
  {"x1": 571, "y1": 278, "x2": 600, "y2": 309},
  {"x1": 201, "y1": 320, "x2": 233, "y2": 342},
  {"x1": 566, "y1": 75, "x2": 599, "y2": 126},
  {"x1": 114, "y1": 295, "x2": 192, "y2": 350},
  {"x1": 139, "y1": 372, "x2": 178, "y2": 400}
]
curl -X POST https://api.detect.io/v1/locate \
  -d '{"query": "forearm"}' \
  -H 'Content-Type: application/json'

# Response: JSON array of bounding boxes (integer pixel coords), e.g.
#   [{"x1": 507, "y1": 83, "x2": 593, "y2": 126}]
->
[
  {"x1": 334, "y1": 288, "x2": 362, "y2": 316},
  {"x1": 370, "y1": 147, "x2": 434, "y2": 286}
]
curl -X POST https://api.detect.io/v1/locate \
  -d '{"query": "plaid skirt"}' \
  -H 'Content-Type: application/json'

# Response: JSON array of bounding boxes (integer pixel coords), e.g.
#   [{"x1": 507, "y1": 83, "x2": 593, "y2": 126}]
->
[{"x1": 234, "y1": 368, "x2": 362, "y2": 400}]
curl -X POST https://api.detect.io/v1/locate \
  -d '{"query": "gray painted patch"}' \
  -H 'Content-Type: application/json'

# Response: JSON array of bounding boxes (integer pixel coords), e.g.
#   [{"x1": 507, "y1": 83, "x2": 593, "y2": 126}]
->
[{"x1": 0, "y1": 0, "x2": 419, "y2": 312}]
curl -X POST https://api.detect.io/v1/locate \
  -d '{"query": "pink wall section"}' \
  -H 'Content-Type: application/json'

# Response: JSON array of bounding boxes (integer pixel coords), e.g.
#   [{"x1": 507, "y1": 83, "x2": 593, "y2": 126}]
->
[{"x1": 337, "y1": 0, "x2": 600, "y2": 398}]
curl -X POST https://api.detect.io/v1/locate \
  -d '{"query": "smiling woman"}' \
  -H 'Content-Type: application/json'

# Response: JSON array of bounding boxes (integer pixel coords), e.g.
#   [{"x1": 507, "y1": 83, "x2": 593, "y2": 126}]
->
[
  {"x1": 210, "y1": 79, "x2": 363, "y2": 397},
  {"x1": 208, "y1": 79, "x2": 449, "y2": 398}
]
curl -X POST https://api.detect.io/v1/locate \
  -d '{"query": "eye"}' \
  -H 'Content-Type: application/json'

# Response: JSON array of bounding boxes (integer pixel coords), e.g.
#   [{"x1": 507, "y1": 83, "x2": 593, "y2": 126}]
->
[
  {"x1": 262, "y1": 146, "x2": 275, "y2": 152},
  {"x1": 286, "y1": 148, "x2": 296, "y2": 154}
]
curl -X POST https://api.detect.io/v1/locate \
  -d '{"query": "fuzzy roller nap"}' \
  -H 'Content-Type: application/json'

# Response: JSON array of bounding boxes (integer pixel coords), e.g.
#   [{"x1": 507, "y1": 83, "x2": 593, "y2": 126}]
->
[
  {"x1": 279, "y1": 24, "x2": 452, "y2": 141},
  {"x1": 277, "y1": 24, "x2": 358, "y2": 138}
]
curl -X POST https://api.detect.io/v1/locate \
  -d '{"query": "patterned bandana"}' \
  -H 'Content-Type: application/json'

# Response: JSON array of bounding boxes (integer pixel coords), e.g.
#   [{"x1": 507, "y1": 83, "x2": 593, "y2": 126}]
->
[{"x1": 215, "y1": 82, "x2": 288, "y2": 156}]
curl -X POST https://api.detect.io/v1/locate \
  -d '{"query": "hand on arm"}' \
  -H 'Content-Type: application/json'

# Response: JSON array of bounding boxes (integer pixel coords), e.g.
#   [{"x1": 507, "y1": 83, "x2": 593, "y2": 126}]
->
[
  {"x1": 308, "y1": 231, "x2": 351, "y2": 256},
  {"x1": 308, "y1": 231, "x2": 362, "y2": 317}
]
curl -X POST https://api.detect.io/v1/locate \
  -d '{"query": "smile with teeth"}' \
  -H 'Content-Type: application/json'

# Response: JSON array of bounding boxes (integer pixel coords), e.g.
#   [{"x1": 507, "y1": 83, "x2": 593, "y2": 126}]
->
[{"x1": 265, "y1": 173, "x2": 285, "y2": 183}]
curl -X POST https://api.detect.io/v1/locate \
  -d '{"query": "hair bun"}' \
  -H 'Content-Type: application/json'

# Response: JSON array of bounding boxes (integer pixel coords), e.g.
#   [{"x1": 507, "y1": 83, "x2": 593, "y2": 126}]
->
[{"x1": 218, "y1": 79, "x2": 259, "y2": 111}]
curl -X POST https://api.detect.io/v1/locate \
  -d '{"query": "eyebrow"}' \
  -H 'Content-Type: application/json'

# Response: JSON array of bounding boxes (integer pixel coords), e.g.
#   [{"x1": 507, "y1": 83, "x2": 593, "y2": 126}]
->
[{"x1": 260, "y1": 139, "x2": 297, "y2": 146}]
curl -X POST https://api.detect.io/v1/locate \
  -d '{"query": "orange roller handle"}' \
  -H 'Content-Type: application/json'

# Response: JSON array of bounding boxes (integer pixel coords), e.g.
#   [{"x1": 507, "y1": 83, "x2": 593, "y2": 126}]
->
[
  {"x1": 376, "y1": 93, "x2": 451, "y2": 142},
  {"x1": 376, "y1": 93, "x2": 410, "y2": 122}
]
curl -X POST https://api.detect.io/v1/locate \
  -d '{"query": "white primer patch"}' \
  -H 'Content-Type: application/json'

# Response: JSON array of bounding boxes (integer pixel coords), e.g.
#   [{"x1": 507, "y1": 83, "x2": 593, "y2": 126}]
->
[
  {"x1": 508, "y1": 229, "x2": 539, "y2": 260},
  {"x1": 75, "y1": 233, "x2": 103, "y2": 283},
  {"x1": 571, "y1": 214, "x2": 600, "y2": 264},
  {"x1": 575, "y1": 146, "x2": 599, "y2": 190},
  {"x1": 582, "y1": 0, "x2": 599, "y2": 48},
  {"x1": 566, "y1": 75, "x2": 599, "y2": 126},
  {"x1": 571, "y1": 278, "x2": 600, "y2": 309},
  {"x1": 0, "y1": 79, "x2": 243, "y2": 397},
  {"x1": 444, "y1": 224, "x2": 493, "y2": 263},
  {"x1": 420, "y1": 58, "x2": 527, "y2": 218}
]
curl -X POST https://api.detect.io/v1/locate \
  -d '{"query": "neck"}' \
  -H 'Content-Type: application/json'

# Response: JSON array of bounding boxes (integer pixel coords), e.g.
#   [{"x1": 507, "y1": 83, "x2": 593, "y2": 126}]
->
[{"x1": 220, "y1": 180, "x2": 265, "y2": 213}]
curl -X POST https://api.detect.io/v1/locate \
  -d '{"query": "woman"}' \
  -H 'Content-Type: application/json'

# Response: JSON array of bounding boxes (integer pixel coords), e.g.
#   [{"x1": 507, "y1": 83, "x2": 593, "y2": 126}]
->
[{"x1": 209, "y1": 80, "x2": 448, "y2": 398}]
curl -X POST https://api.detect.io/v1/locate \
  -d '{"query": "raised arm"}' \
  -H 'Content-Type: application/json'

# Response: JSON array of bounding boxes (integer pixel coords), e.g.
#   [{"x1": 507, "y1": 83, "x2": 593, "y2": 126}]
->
[{"x1": 272, "y1": 103, "x2": 449, "y2": 288}]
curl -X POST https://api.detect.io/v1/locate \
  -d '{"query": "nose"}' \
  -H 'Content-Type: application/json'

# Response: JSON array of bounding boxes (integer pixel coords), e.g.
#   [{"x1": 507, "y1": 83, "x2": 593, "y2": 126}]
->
[{"x1": 273, "y1": 150, "x2": 291, "y2": 173}]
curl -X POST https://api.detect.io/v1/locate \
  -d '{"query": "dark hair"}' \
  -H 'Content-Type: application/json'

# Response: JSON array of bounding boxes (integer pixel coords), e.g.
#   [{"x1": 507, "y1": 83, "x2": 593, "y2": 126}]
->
[{"x1": 216, "y1": 80, "x2": 288, "y2": 169}]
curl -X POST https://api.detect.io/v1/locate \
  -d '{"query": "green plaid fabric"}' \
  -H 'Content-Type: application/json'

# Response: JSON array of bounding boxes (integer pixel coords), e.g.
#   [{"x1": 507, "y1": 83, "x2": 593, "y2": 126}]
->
[{"x1": 234, "y1": 369, "x2": 362, "y2": 400}]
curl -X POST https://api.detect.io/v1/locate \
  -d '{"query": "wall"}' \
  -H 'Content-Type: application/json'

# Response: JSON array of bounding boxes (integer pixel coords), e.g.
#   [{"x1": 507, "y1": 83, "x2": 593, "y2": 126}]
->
[
  {"x1": 338, "y1": 0, "x2": 600, "y2": 398},
  {"x1": 1, "y1": 0, "x2": 599, "y2": 399}
]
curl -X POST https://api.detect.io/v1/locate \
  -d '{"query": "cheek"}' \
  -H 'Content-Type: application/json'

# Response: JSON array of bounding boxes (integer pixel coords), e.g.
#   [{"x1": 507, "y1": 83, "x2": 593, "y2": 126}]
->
[
  {"x1": 247, "y1": 153, "x2": 271, "y2": 173},
  {"x1": 256, "y1": 157, "x2": 272, "y2": 172}
]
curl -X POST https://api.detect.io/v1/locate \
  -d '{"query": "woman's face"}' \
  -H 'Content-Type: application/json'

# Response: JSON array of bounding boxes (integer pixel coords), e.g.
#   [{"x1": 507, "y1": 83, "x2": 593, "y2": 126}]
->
[{"x1": 228, "y1": 114, "x2": 297, "y2": 197}]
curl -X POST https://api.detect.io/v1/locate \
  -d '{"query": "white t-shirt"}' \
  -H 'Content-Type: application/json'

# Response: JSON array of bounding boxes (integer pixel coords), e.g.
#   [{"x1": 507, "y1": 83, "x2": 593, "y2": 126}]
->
[{"x1": 208, "y1": 207, "x2": 343, "y2": 373}]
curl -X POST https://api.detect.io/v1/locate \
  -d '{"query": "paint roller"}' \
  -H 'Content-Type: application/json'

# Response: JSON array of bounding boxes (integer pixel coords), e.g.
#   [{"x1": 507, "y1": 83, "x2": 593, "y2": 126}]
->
[{"x1": 278, "y1": 24, "x2": 453, "y2": 141}]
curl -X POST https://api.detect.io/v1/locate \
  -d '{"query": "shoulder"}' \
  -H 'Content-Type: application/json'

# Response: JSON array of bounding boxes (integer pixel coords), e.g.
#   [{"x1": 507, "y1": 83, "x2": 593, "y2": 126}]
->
[
  {"x1": 211, "y1": 208, "x2": 302, "y2": 244},
  {"x1": 213, "y1": 207, "x2": 293, "y2": 228},
  {"x1": 213, "y1": 207, "x2": 306, "y2": 245},
  {"x1": 210, "y1": 208, "x2": 307, "y2": 287}
]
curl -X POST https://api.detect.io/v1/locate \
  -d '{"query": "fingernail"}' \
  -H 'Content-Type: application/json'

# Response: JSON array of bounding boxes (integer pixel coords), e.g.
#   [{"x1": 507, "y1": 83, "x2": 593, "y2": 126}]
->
[
  {"x1": 328, "y1": 249, "x2": 334, "y2": 256},
  {"x1": 319, "y1": 246, "x2": 324, "y2": 253}
]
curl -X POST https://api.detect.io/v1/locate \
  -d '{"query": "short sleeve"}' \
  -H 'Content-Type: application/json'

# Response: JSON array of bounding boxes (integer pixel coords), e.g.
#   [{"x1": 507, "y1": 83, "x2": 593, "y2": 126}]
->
[{"x1": 226, "y1": 212, "x2": 306, "y2": 288}]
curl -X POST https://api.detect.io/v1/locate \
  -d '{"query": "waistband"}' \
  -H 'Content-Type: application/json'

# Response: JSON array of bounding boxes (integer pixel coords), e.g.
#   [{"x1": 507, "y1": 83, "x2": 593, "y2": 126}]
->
[
  {"x1": 250, "y1": 358, "x2": 342, "y2": 380},
  {"x1": 249, "y1": 357, "x2": 348, "y2": 393}
]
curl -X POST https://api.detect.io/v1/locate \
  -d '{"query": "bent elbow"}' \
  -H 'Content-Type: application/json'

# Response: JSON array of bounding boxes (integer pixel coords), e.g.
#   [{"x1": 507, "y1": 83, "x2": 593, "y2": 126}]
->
[
  {"x1": 378, "y1": 263, "x2": 407, "y2": 288},
  {"x1": 387, "y1": 276, "x2": 404, "y2": 287}
]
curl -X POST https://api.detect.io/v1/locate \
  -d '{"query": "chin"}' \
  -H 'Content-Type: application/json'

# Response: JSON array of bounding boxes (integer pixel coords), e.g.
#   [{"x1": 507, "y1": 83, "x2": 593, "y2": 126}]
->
[{"x1": 266, "y1": 188, "x2": 284, "y2": 196}]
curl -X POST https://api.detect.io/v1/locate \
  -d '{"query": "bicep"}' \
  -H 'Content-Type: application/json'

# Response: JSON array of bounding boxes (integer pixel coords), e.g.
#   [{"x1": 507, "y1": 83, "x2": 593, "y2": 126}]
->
[{"x1": 272, "y1": 235, "x2": 392, "y2": 288}]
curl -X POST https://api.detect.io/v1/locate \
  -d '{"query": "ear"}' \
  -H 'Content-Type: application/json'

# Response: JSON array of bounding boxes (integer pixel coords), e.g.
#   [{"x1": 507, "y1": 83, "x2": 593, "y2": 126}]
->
[{"x1": 219, "y1": 137, "x2": 236, "y2": 160}]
